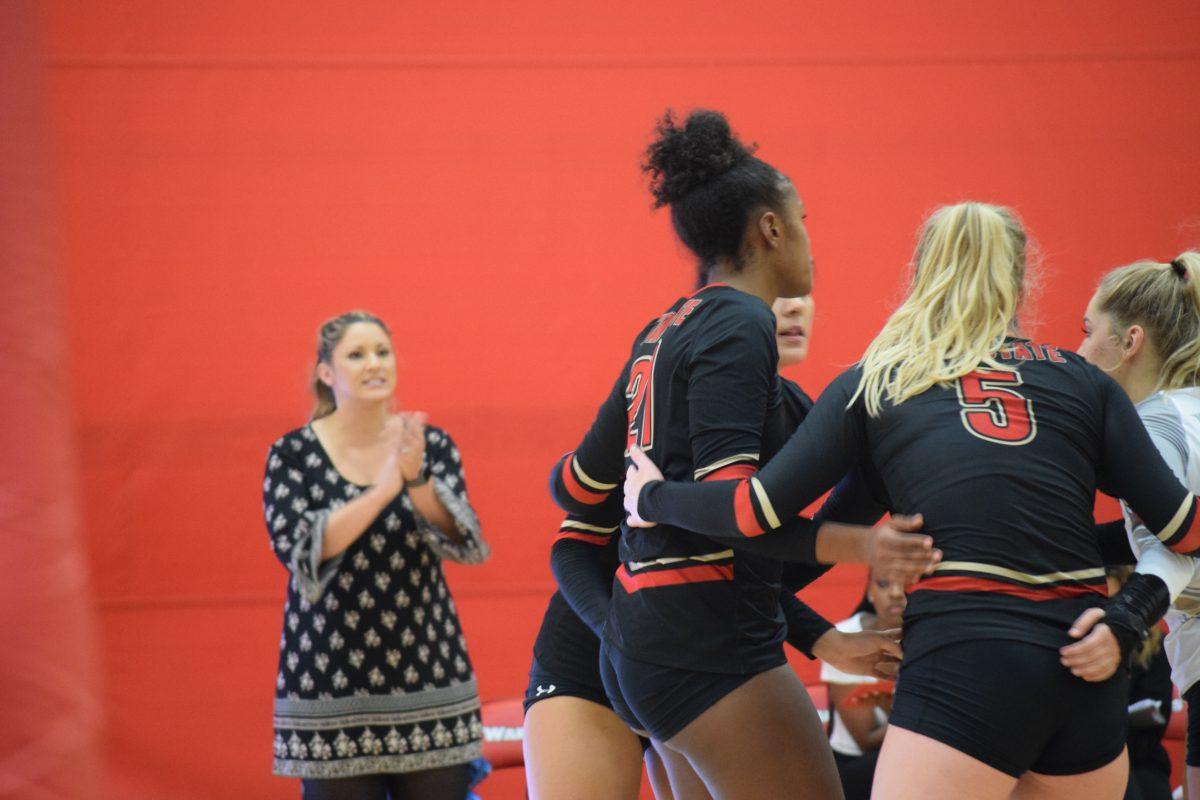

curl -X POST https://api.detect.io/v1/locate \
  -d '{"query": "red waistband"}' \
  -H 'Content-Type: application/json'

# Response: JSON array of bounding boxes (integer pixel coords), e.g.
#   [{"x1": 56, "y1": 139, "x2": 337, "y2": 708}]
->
[
  {"x1": 912, "y1": 574, "x2": 1106, "y2": 601},
  {"x1": 617, "y1": 562, "x2": 734, "y2": 594}
]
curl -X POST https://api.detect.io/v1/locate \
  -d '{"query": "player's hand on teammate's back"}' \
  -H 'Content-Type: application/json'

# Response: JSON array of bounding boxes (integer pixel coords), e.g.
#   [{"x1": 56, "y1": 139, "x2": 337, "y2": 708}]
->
[
  {"x1": 813, "y1": 627, "x2": 903, "y2": 681},
  {"x1": 624, "y1": 447, "x2": 662, "y2": 528},
  {"x1": 1059, "y1": 608, "x2": 1122, "y2": 682},
  {"x1": 867, "y1": 515, "x2": 941, "y2": 586}
]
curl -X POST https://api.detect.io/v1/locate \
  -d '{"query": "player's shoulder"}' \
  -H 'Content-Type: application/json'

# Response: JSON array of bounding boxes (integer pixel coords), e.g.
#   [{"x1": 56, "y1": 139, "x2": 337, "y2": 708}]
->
[
  {"x1": 779, "y1": 376, "x2": 814, "y2": 407},
  {"x1": 690, "y1": 282, "x2": 771, "y2": 317},
  {"x1": 1139, "y1": 390, "x2": 1193, "y2": 436},
  {"x1": 1001, "y1": 340, "x2": 1097, "y2": 385},
  {"x1": 1138, "y1": 391, "x2": 1193, "y2": 466},
  {"x1": 1157, "y1": 387, "x2": 1200, "y2": 418}
]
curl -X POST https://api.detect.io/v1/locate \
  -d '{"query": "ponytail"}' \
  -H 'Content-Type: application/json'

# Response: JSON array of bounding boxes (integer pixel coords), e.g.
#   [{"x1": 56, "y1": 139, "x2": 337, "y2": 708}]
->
[
  {"x1": 311, "y1": 376, "x2": 338, "y2": 421},
  {"x1": 1095, "y1": 251, "x2": 1200, "y2": 392}
]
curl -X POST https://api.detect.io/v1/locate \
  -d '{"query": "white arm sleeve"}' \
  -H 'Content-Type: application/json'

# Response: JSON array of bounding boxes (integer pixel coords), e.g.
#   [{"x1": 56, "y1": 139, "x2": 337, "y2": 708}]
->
[{"x1": 1130, "y1": 397, "x2": 1199, "y2": 601}]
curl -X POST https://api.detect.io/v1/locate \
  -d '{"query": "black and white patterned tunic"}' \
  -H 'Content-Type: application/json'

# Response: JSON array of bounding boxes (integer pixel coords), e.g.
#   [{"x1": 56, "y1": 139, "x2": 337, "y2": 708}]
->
[{"x1": 263, "y1": 423, "x2": 489, "y2": 779}]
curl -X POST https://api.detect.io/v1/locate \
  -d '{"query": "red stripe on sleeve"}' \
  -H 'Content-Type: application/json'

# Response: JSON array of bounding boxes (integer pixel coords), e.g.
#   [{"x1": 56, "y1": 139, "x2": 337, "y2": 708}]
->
[
  {"x1": 616, "y1": 563, "x2": 734, "y2": 593},
  {"x1": 733, "y1": 480, "x2": 764, "y2": 537},
  {"x1": 702, "y1": 463, "x2": 757, "y2": 482},
  {"x1": 1168, "y1": 497, "x2": 1200, "y2": 555},
  {"x1": 560, "y1": 456, "x2": 608, "y2": 506}
]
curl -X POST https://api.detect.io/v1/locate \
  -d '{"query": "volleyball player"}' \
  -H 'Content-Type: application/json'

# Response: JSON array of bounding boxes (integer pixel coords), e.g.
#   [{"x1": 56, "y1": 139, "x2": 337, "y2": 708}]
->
[
  {"x1": 527, "y1": 295, "x2": 910, "y2": 799},
  {"x1": 548, "y1": 109, "x2": 936, "y2": 799},
  {"x1": 1066, "y1": 251, "x2": 1200, "y2": 799},
  {"x1": 624, "y1": 203, "x2": 1200, "y2": 799}
]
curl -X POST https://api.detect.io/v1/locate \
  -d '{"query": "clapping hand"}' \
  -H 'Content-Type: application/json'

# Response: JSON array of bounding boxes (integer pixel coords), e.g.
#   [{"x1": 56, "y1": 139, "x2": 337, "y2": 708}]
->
[
  {"x1": 371, "y1": 416, "x2": 410, "y2": 497},
  {"x1": 397, "y1": 412, "x2": 428, "y2": 484}
]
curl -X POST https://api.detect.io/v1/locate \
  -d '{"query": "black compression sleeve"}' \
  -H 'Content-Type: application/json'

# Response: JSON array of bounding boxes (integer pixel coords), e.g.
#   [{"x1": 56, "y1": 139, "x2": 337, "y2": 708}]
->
[
  {"x1": 687, "y1": 304, "x2": 777, "y2": 479},
  {"x1": 550, "y1": 536, "x2": 617, "y2": 637},
  {"x1": 814, "y1": 465, "x2": 889, "y2": 527},
  {"x1": 780, "y1": 592, "x2": 834, "y2": 658},
  {"x1": 780, "y1": 560, "x2": 832, "y2": 592},
  {"x1": 1096, "y1": 519, "x2": 1136, "y2": 566},
  {"x1": 1103, "y1": 572, "x2": 1171, "y2": 664},
  {"x1": 549, "y1": 371, "x2": 628, "y2": 513},
  {"x1": 699, "y1": 514, "x2": 823, "y2": 563},
  {"x1": 698, "y1": 466, "x2": 886, "y2": 565}
]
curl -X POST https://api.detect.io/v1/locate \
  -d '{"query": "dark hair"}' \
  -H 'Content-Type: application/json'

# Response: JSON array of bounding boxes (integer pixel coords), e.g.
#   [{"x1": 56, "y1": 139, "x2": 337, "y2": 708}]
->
[
  {"x1": 643, "y1": 109, "x2": 793, "y2": 282},
  {"x1": 310, "y1": 310, "x2": 391, "y2": 421}
]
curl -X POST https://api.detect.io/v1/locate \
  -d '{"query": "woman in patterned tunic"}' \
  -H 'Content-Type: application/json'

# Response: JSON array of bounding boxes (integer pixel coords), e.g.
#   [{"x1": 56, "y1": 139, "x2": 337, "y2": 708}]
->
[{"x1": 263, "y1": 310, "x2": 490, "y2": 799}]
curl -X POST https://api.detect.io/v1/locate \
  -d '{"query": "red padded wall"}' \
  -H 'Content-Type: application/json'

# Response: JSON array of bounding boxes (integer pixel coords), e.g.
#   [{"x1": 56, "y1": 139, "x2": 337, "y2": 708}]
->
[
  {"x1": 38, "y1": 2, "x2": 1200, "y2": 796},
  {"x1": 1, "y1": 3, "x2": 100, "y2": 799}
]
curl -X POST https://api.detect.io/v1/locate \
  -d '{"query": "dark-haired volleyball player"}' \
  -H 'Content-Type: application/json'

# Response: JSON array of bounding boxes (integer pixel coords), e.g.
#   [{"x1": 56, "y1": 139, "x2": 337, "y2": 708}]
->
[
  {"x1": 625, "y1": 203, "x2": 1200, "y2": 800},
  {"x1": 525, "y1": 296, "x2": 908, "y2": 799},
  {"x1": 548, "y1": 109, "x2": 935, "y2": 799}
]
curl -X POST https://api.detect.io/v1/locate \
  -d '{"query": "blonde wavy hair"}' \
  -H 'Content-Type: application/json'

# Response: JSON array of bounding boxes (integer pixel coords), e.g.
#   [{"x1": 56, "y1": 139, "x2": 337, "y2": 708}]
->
[
  {"x1": 852, "y1": 203, "x2": 1028, "y2": 416},
  {"x1": 1094, "y1": 251, "x2": 1200, "y2": 392}
]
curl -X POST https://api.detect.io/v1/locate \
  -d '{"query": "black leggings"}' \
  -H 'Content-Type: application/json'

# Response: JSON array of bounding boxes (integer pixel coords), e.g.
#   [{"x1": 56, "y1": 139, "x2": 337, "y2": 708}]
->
[{"x1": 300, "y1": 764, "x2": 472, "y2": 800}]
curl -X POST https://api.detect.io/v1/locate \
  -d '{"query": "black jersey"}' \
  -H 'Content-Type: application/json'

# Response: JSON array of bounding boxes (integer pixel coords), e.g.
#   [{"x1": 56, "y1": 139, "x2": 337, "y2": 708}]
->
[
  {"x1": 550, "y1": 284, "x2": 827, "y2": 673},
  {"x1": 537, "y1": 504, "x2": 835, "y2": 680},
  {"x1": 544, "y1": 362, "x2": 834, "y2": 680},
  {"x1": 638, "y1": 339, "x2": 1200, "y2": 659}
]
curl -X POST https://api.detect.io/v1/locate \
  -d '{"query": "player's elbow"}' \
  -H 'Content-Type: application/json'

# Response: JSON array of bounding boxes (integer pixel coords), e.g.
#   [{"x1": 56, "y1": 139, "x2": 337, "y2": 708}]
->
[
  {"x1": 1160, "y1": 495, "x2": 1200, "y2": 556},
  {"x1": 551, "y1": 452, "x2": 614, "y2": 512}
]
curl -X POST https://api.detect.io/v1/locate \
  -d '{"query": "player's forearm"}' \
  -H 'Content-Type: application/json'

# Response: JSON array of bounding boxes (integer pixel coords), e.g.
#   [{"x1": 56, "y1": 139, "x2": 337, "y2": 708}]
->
[
  {"x1": 813, "y1": 523, "x2": 873, "y2": 565},
  {"x1": 781, "y1": 593, "x2": 834, "y2": 657},
  {"x1": 550, "y1": 540, "x2": 614, "y2": 636}
]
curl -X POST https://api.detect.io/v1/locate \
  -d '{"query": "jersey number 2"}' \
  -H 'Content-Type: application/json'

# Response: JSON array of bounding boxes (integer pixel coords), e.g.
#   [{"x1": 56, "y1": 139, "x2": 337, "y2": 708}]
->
[
  {"x1": 626, "y1": 351, "x2": 656, "y2": 453},
  {"x1": 955, "y1": 369, "x2": 1036, "y2": 445}
]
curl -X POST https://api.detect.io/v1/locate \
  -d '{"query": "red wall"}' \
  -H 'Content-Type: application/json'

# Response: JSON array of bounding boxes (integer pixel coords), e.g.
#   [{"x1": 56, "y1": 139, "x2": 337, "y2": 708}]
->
[{"x1": 36, "y1": 2, "x2": 1200, "y2": 797}]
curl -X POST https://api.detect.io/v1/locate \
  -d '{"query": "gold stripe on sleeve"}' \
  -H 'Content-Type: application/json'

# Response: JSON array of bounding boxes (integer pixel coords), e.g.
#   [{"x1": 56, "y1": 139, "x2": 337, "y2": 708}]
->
[
  {"x1": 694, "y1": 452, "x2": 760, "y2": 480},
  {"x1": 572, "y1": 457, "x2": 618, "y2": 491},
  {"x1": 1154, "y1": 494, "x2": 1193, "y2": 545},
  {"x1": 750, "y1": 477, "x2": 782, "y2": 530},
  {"x1": 561, "y1": 520, "x2": 620, "y2": 534}
]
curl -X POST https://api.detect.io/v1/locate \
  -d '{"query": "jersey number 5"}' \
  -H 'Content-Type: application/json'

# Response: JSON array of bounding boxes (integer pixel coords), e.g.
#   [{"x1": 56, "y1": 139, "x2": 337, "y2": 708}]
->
[
  {"x1": 626, "y1": 350, "x2": 656, "y2": 453},
  {"x1": 955, "y1": 369, "x2": 1036, "y2": 445}
]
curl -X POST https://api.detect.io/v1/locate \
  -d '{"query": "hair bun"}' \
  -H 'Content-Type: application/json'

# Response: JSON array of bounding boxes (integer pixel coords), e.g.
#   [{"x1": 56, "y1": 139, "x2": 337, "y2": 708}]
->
[{"x1": 643, "y1": 109, "x2": 754, "y2": 208}]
